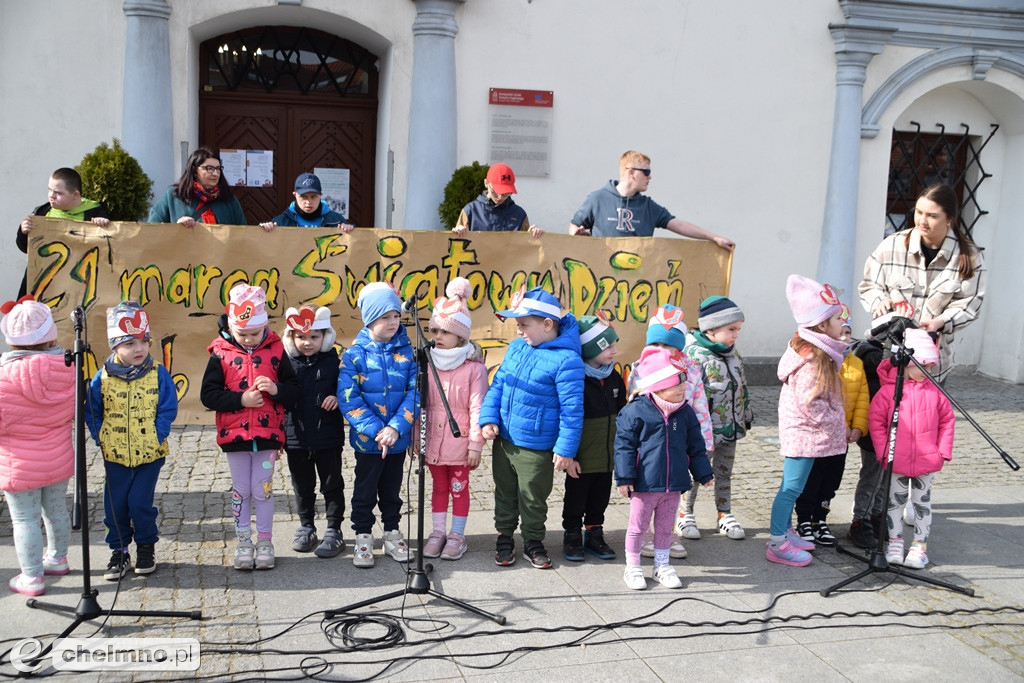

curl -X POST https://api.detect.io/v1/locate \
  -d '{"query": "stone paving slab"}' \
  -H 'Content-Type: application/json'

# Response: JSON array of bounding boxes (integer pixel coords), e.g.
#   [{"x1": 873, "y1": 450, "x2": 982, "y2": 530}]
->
[{"x1": 0, "y1": 372, "x2": 1021, "y2": 680}]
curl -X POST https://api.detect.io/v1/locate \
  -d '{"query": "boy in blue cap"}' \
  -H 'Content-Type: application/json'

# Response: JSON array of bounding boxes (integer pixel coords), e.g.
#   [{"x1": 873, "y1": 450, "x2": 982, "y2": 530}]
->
[
  {"x1": 480, "y1": 287, "x2": 585, "y2": 569},
  {"x1": 259, "y1": 173, "x2": 355, "y2": 232}
]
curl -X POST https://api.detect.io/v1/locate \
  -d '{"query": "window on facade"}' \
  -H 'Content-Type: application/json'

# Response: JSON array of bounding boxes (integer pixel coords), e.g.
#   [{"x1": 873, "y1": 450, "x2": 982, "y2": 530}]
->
[
  {"x1": 886, "y1": 123, "x2": 997, "y2": 239},
  {"x1": 201, "y1": 26, "x2": 377, "y2": 97}
]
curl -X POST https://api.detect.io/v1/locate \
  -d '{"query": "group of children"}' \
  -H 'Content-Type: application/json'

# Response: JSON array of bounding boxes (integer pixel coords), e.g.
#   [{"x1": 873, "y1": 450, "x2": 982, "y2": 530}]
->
[{"x1": 0, "y1": 269, "x2": 955, "y2": 597}]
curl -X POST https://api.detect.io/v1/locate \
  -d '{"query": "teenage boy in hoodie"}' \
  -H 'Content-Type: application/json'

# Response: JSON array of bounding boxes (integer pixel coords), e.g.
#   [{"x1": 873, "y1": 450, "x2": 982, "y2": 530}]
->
[{"x1": 568, "y1": 150, "x2": 733, "y2": 249}]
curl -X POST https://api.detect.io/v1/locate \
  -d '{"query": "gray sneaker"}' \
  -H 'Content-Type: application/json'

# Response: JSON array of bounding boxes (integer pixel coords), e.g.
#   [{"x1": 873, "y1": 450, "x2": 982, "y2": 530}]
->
[
  {"x1": 314, "y1": 528, "x2": 346, "y2": 558},
  {"x1": 292, "y1": 526, "x2": 318, "y2": 553},
  {"x1": 234, "y1": 539, "x2": 255, "y2": 570},
  {"x1": 254, "y1": 539, "x2": 275, "y2": 569}
]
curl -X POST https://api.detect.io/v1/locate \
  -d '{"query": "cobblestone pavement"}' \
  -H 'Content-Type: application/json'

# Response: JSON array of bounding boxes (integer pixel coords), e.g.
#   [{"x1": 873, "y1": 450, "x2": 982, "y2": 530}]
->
[{"x1": 0, "y1": 371, "x2": 1021, "y2": 680}]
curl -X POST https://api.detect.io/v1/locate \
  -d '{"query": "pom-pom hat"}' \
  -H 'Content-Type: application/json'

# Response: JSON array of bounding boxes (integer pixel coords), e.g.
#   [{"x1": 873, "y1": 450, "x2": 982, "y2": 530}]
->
[
  {"x1": 495, "y1": 286, "x2": 562, "y2": 321},
  {"x1": 357, "y1": 282, "x2": 403, "y2": 325},
  {"x1": 903, "y1": 328, "x2": 940, "y2": 365},
  {"x1": 106, "y1": 301, "x2": 151, "y2": 348},
  {"x1": 283, "y1": 305, "x2": 336, "y2": 355},
  {"x1": 634, "y1": 346, "x2": 688, "y2": 394},
  {"x1": 0, "y1": 296, "x2": 57, "y2": 346},
  {"x1": 227, "y1": 283, "x2": 269, "y2": 330},
  {"x1": 786, "y1": 274, "x2": 843, "y2": 328},
  {"x1": 646, "y1": 304, "x2": 687, "y2": 350},
  {"x1": 429, "y1": 278, "x2": 473, "y2": 340},
  {"x1": 578, "y1": 314, "x2": 618, "y2": 360},
  {"x1": 698, "y1": 296, "x2": 744, "y2": 332}
]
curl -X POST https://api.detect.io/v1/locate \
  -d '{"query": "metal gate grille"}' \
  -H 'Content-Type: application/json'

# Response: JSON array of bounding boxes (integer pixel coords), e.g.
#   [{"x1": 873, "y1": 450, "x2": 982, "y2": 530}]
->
[{"x1": 886, "y1": 122, "x2": 998, "y2": 239}]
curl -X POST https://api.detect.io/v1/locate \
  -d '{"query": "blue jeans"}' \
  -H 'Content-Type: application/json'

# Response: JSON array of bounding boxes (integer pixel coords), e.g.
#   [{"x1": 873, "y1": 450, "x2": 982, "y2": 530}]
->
[{"x1": 769, "y1": 457, "x2": 815, "y2": 536}]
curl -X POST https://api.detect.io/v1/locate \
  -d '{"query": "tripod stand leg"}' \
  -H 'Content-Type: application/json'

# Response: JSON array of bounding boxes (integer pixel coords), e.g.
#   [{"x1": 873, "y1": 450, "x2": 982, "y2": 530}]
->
[
  {"x1": 324, "y1": 589, "x2": 408, "y2": 618},
  {"x1": 820, "y1": 567, "x2": 877, "y2": 597},
  {"x1": 894, "y1": 570, "x2": 975, "y2": 597},
  {"x1": 426, "y1": 589, "x2": 506, "y2": 624}
]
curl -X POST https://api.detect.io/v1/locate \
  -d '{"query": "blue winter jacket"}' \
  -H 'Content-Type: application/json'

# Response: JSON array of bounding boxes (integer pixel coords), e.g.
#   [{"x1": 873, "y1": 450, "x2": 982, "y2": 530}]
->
[
  {"x1": 614, "y1": 395, "x2": 713, "y2": 492},
  {"x1": 270, "y1": 200, "x2": 348, "y2": 227},
  {"x1": 478, "y1": 313, "x2": 585, "y2": 457},
  {"x1": 337, "y1": 326, "x2": 418, "y2": 454}
]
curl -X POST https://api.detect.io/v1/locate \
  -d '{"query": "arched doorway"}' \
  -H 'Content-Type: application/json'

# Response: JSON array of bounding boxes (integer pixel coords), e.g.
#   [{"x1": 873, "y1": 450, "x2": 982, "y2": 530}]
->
[{"x1": 199, "y1": 26, "x2": 378, "y2": 226}]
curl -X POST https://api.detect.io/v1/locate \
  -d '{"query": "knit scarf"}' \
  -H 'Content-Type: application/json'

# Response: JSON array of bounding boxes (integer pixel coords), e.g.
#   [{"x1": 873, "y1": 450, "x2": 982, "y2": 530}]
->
[
  {"x1": 585, "y1": 362, "x2": 614, "y2": 379},
  {"x1": 693, "y1": 330, "x2": 733, "y2": 355},
  {"x1": 46, "y1": 198, "x2": 100, "y2": 221},
  {"x1": 104, "y1": 352, "x2": 155, "y2": 381},
  {"x1": 797, "y1": 329, "x2": 847, "y2": 370},
  {"x1": 651, "y1": 393, "x2": 685, "y2": 418},
  {"x1": 430, "y1": 343, "x2": 472, "y2": 371},
  {"x1": 192, "y1": 181, "x2": 220, "y2": 224}
]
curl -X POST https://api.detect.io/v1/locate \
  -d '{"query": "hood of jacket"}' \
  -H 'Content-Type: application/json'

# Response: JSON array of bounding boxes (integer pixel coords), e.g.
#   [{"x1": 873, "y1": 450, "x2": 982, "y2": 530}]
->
[{"x1": 777, "y1": 345, "x2": 809, "y2": 384}]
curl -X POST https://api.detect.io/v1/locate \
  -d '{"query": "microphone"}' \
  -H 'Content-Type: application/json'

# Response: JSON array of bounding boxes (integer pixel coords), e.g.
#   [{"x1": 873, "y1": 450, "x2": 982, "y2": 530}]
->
[
  {"x1": 866, "y1": 312, "x2": 915, "y2": 340},
  {"x1": 401, "y1": 294, "x2": 418, "y2": 314}
]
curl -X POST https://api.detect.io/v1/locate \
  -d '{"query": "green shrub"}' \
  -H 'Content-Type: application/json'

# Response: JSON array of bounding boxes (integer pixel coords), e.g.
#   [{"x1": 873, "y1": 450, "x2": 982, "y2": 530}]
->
[
  {"x1": 76, "y1": 139, "x2": 153, "y2": 221},
  {"x1": 438, "y1": 161, "x2": 489, "y2": 229}
]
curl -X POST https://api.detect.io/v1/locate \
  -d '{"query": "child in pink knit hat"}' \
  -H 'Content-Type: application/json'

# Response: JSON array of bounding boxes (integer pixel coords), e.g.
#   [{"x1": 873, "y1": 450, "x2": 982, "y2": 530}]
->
[
  {"x1": 201, "y1": 283, "x2": 299, "y2": 571},
  {"x1": 766, "y1": 274, "x2": 847, "y2": 567},
  {"x1": 0, "y1": 297, "x2": 75, "y2": 596},
  {"x1": 420, "y1": 278, "x2": 489, "y2": 561},
  {"x1": 614, "y1": 347, "x2": 712, "y2": 590}
]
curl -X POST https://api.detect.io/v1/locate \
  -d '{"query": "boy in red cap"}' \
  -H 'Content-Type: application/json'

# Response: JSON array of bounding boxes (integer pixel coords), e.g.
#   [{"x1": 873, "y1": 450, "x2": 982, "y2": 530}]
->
[{"x1": 452, "y1": 163, "x2": 543, "y2": 236}]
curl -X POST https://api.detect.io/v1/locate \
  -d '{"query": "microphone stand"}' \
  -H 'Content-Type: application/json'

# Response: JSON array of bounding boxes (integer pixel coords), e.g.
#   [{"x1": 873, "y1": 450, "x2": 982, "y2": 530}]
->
[
  {"x1": 822, "y1": 326, "x2": 1018, "y2": 597},
  {"x1": 24, "y1": 306, "x2": 201, "y2": 667},
  {"x1": 325, "y1": 295, "x2": 505, "y2": 624}
]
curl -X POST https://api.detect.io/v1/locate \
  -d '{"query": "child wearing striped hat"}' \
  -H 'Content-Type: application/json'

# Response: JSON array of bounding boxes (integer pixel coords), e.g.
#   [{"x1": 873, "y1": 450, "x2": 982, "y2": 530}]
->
[
  {"x1": 560, "y1": 314, "x2": 626, "y2": 563},
  {"x1": 480, "y1": 287, "x2": 585, "y2": 569}
]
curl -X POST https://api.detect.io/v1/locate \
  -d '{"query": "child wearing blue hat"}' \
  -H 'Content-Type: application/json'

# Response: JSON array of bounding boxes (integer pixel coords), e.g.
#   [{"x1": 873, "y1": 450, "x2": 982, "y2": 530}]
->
[
  {"x1": 259, "y1": 173, "x2": 355, "y2": 232},
  {"x1": 480, "y1": 287, "x2": 585, "y2": 569},
  {"x1": 337, "y1": 282, "x2": 418, "y2": 568}
]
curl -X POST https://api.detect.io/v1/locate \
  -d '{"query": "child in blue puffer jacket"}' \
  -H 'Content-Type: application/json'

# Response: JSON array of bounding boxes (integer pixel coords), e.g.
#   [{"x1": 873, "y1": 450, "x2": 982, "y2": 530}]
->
[
  {"x1": 480, "y1": 287, "x2": 585, "y2": 570},
  {"x1": 615, "y1": 346, "x2": 712, "y2": 591},
  {"x1": 337, "y1": 283, "x2": 417, "y2": 569}
]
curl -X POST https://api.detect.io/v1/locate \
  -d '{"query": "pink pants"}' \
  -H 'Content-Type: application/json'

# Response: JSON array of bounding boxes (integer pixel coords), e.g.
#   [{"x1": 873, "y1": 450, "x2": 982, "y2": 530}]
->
[
  {"x1": 625, "y1": 491, "x2": 681, "y2": 555},
  {"x1": 428, "y1": 463, "x2": 470, "y2": 517}
]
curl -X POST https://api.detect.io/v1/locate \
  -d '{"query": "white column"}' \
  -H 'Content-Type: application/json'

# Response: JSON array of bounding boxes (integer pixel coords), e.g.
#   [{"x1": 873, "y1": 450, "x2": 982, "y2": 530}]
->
[
  {"x1": 817, "y1": 24, "x2": 894, "y2": 297},
  {"x1": 405, "y1": 0, "x2": 465, "y2": 230},
  {"x1": 122, "y1": 0, "x2": 174, "y2": 206}
]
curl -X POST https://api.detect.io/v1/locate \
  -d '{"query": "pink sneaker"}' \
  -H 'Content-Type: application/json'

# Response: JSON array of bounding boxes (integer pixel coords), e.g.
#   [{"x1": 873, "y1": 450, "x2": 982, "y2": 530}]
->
[
  {"x1": 440, "y1": 532, "x2": 468, "y2": 561},
  {"x1": 43, "y1": 555, "x2": 70, "y2": 576},
  {"x1": 9, "y1": 574, "x2": 46, "y2": 596},
  {"x1": 766, "y1": 539, "x2": 812, "y2": 567},
  {"x1": 786, "y1": 526, "x2": 816, "y2": 551},
  {"x1": 423, "y1": 531, "x2": 446, "y2": 558}
]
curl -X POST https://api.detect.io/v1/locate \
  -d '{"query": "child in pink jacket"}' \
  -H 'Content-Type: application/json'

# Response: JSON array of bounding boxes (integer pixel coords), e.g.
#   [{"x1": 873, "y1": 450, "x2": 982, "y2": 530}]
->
[
  {"x1": 0, "y1": 297, "x2": 76, "y2": 596},
  {"x1": 869, "y1": 328, "x2": 954, "y2": 570},
  {"x1": 420, "y1": 278, "x2": 489, "y2": 560}
]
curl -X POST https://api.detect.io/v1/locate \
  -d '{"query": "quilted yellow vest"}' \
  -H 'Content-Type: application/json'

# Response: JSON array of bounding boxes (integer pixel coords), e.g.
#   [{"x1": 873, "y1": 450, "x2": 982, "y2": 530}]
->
[{"x1": 98, "y1": 368, "x2": 168, "y2": 467}]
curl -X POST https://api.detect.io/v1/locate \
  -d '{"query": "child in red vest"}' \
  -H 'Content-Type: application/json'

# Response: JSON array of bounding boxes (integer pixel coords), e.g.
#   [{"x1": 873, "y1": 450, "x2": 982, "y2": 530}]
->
[{"x1": 201, "y1": 284, "x2": 298, "y2": 571}]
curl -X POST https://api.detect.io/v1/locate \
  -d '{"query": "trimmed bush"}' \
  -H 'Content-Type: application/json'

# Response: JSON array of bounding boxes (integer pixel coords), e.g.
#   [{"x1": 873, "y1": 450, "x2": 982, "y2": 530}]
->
[
  {"x1": 438, "y1": 161, "x2": 489, "y2": 229},
  {"x1": 76, "y1": 139, "x2": 153, "y2": 221}
]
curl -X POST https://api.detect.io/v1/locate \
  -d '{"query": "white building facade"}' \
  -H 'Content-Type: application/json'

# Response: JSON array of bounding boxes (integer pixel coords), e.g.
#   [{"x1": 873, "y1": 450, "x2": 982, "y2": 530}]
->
[{"x1": 3, "y1": 0, "x2": 1022, "y2": 382}]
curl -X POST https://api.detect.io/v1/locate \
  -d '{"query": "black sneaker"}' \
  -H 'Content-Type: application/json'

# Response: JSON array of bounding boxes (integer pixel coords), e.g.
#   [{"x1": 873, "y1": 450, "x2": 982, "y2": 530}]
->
[
  {"x1": 495, "y1": 534, "x2": 516, "y2": 566},
  {"x1": 563, "y1": 529, "x2": 584, "y2": 562},
  {"x1": 104, "y1": 549, "x2": 132, "y2": 581},
  {"x1": 796, "y1": 521, "x2": 815, "y2": 542},
  {"x1": 314, "y1": 528, "x2": 346, "y2": 558},
  {"x1": 523, "y1": 540, "x2": 552, "y2": 569},
  {"x1": 583, "y1": 527, "x2": 617, "y2": 560},
  {"x1": 847, "y1": 520, "x2": 877, "y2": 550},
  {"x1": 812, "y1": 522, "x2": 836, "y2": 547},
  {"x1": 134, "y1": 544, "x2": 156, "y2": 575}
]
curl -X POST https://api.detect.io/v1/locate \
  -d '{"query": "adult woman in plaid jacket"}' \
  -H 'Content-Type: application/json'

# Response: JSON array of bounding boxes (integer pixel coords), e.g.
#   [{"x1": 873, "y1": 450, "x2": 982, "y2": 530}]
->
[{"x1": 858, "y1": 184, "x2": 986, "y2": 383}]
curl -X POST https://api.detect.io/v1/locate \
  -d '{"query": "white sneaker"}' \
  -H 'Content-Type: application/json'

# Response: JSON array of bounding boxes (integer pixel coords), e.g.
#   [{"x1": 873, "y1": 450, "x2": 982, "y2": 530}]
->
[
  {"x1": 382, "y1": 529, "x2": 412, "y2": 563},
  {"x1": 653, "y1": 564, "x2": 683, "y2": 589},
  {"x1": 623, "y1": 565, "x2": 647, "y2": 590},
  {"x1": 676, "y1": 514, "x2": 700, "y2": 540},
  {"x1": 903, "y1": 542, "x2": 928, "y2": 569},
  {"x1": 717, "y1": 513, "x2": 746, "y2": 540},
  {"x1": 353, "y1": 533, "x2": 375, "y2": 568},
  {"x1": 886, "y1": 538, "x2": 904, "y2": 566}
]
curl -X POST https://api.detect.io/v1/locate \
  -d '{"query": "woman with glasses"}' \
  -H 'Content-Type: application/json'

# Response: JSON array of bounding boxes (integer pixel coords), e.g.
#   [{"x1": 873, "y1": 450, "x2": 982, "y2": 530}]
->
[{"x1": 149, "y1": 147, "x2": 246, "y2": 227}]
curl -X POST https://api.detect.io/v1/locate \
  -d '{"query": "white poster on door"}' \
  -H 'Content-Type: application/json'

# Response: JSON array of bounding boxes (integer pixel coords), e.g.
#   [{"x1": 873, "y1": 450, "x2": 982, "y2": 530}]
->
[
  {"x1": 314, "y1": 167, "x2": 351, "y2": 218},
  {"x1": 220, "y1": 149, "x2": 247, "y2": 187},
  {"x1": 247, "y1": 150, "x2": 273, "y2": 187}
]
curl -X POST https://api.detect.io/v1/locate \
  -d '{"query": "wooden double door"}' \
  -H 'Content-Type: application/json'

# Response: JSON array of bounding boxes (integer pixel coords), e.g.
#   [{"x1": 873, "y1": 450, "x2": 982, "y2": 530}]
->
[{"x1": 200, "y1": 95, "x2": 377, "y2": 227}]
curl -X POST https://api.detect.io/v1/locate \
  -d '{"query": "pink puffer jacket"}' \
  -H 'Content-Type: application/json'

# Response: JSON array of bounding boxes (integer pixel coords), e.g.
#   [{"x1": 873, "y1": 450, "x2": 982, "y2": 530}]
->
[
  {"x1": 0, "y1": 351, "x2": 76, "y2": 492},
  {"x1": 422, "y1": 356, "x2": 489, "y2": 466},
  {"x1": 776, "y1": 346, "x2": 847, "y2": 459}
]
